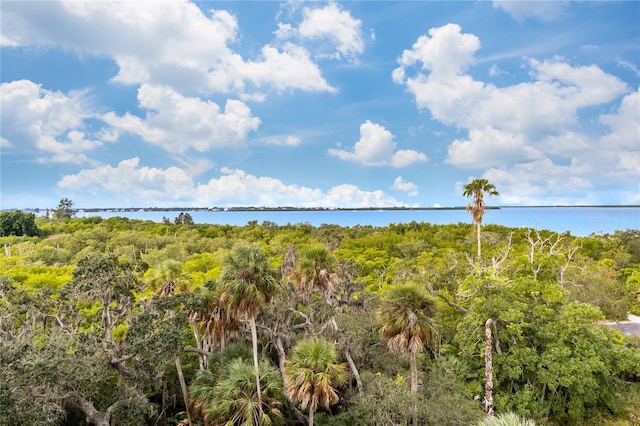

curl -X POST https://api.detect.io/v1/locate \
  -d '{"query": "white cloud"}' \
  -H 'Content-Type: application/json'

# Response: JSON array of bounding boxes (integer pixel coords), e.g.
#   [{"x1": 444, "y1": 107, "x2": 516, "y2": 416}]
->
[
  {"x1": 599, "y1": 89, "x2": 640, "y2": 151},
  {"x1": 299, "y1": 2, "x2": 364, "y2": 61},
  {"x1": 1, "y1": 1, "x2": 335, "y2": 96},
  {"x1": 276, "y1": 1, "x2": 364, "y2": 62},
  {"x1": 394, "y1": 24, "x2": 637, "y2": 205},
  {"x1": 618, "y1": 60, "x2": 640, "y2": 77},
  {"x1": 265, "y1": 135, "x2": 302, "y2": 146},
  {"x1": 324, "y1": 184, "x2": 399, "y2": 207},
  {"x1": 0, "y1": 79, "x2": 105, "y2": 163},
  {"x1": 242, "y1": 44, "x2": 336, "y2": 93},
  {"x1": 493, "y1": 1, "x2": 569, "y2": 22},
  {"x1": 328, "y1": 120, "x2": 427, "y2": 167},
  {"x1": 58, "y1": 161, "x2": 403, "y2": 208},
  {"x1": 395, "y1": 23, "x2": 480, "y2": 78},
  {"x1": 393, "y1": 176, "x2": 419, "y2": 196},
  {"x1": 483, "y1": 159, "x2": 594, "y2": 205},
  {"x1": 102, "y1": 84, "x2": 260, "y2": 154},
  {"x1": 393, "y1": 25, "x2": 628, "y2": 136},
  {"x1": 57, "y1": 157, "x2": 196, "y2": 205},
  {"x1": 446, "y1": 127, "x2": 544, "y2": 169}
]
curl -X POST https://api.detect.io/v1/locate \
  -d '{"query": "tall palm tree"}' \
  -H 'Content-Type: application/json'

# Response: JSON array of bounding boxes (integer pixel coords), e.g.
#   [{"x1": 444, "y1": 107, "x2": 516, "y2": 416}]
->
[
  {"x1": 462, "y1": 178, "x2": 499, "y2": 258},
  {"x1": 284, "y1": 337, "x2": 348, "y2": 426},
  {"x1": 377, "y1": 284, "x2": 437, "y2": 423},
  {"x1": 218, "y1": 244, "x2": 279, "y2": 415}
]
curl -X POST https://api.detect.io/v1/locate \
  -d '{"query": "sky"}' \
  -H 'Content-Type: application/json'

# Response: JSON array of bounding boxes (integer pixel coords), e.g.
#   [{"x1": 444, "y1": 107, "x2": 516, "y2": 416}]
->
[{"x1": 1, "y1": 0, "x2": 639, "y2": 210}]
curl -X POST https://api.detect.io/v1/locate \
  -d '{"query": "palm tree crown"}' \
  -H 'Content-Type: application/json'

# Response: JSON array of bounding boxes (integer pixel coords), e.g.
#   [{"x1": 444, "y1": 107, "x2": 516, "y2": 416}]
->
[
  {"x1": 290, "y1": 246, "x2": 339, "y2": 298},
  {"x1": 284, "y1": 337, "x2": 348, "y2": 426},
  {"x1": 190, "y1": 348, "x2": 285, "y2": 426},
  {"x1": 378, "y1": 284, "x2": 437, "y2": 356},
  {"x1": 462, "y1": 178, "x2": 499, "y2": 226},
  {"x1": 463, "y1": 178, "x2": 499, "y2": 258},
  {"x1": 219, "y1": 244, "x2": 279, "y2": 319}
]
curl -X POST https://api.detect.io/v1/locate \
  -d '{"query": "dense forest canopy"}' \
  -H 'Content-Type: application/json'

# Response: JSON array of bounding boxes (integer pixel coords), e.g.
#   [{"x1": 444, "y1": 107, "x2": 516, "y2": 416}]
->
[{"x1": 1, "y1": 214, "x2": 639, "y2": 425}]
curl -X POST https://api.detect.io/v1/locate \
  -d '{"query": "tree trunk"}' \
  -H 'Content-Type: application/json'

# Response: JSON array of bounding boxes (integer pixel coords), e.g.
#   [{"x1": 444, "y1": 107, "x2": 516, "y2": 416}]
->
[
  {"x1": 477, "y1": 222, "x2": 482, "y2": 258},
  {"x1": 410, "y1": 350, "x2": 418, "y2": 425},
  {"x1": 175, "y1": 355, "x2": 193, "y2": 426},
  {"x1": 250, "y1": 315, "x2": 264, "y2": 414},
  {"x1": 344, "y1": 349, "x2": 363, "y2": 395},
  {"x1": 484, "y1": 318, "x2": 494, "y2": 417},
  {"x1": 64, "y1": 395, "x2": 111, "y2": 426},
  {"x1": 308, "y1": 407, "x2": 314, "y2": 426}
]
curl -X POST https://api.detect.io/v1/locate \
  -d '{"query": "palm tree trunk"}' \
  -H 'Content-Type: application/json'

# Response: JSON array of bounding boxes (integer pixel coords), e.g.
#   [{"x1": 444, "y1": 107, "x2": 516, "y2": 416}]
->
[
  {"x1": 477, "y1": 222, "x2": 482, "y2": 258},
  {"x1": 308, "y1": 407, "x2": 314, "y2": 426},
  {"x1": 249, "y1": 315, "x2": 264, "y2": 414},
  {"x1": 274, "y1": 336, "x2": 308, "y2": 424},
  {"x1": 175, "y1": 355, "x2": 193, "y2": 426},
  {"x1": 484, "y1": 318, "x2": 494, "y2": 417}
]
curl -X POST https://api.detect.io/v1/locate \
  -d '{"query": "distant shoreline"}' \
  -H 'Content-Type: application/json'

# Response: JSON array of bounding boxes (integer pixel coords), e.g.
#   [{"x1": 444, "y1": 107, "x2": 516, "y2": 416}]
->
[{"x1": 3, "y1": 205, "x2": 640, "y2": 214}]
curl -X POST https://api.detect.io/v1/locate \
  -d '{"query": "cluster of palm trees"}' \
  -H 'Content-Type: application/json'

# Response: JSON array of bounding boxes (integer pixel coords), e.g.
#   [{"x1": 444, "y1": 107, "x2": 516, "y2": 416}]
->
[
  {"x1": 153, "y1": 178, "x2": 499, "y2": 425},
  {"x1": 151, "y1": 243, "x2": 444, "y2": 426}
]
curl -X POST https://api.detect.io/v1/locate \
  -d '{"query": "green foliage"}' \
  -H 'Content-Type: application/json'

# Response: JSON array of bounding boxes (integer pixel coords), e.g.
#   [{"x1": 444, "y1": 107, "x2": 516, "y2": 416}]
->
[
  {"x1": 1, "y1": 217, "x2": 638, "y2": 425},
  {"x1": 455, "y1": 276, "x2": 640, "y2": 425},
  {"x1": 52, "y1": 198, "x2": 74, "y2": 220},
  {"x1": 0, "y1": 210, "x2": 40, "y2": 237},
  {"x1": 173, "y1": 212, "x2": 195, "y2": 225},
  {"x1": 474, "y1": 412, "x2": 537, "y2": 426},
  {"x1": 190, "y1": 345, "x2": 285, "y2": 426},
  {"x1": 321, "y1": 365, "x2": 482, "y2": 426}
]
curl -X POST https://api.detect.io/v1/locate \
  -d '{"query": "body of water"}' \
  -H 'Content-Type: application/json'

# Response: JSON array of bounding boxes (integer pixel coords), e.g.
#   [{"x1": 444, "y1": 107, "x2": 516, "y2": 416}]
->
[{"x1": 76, "y1": 206, "x2": 640, "y2": 237}]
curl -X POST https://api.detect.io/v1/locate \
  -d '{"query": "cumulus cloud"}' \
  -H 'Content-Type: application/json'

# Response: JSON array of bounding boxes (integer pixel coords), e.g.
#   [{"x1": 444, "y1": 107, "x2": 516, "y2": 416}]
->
[
  {"x1": 393, "y1": 177, "x2": 419, "y2": 196},
  {"x1": 0, "y1": 79, "x2": 106, "y2": 163},
  {"x1": 483, "y1": 159, "x2": 594, "y2": 205},
  {"x1": 395, "y1": 23, "x2": 637, "y2": 204},
  {"x1": 328, "y1": 120, "x2": 427, "y2": 167},
  {"x1": 57, "y1": 161, "x2": 403, "y2": 208},
  {"x1": 493, "y1": 1, "x2": 569, "y2": 22},
  {"x1": 102, "y1": 84, "x2": 260, "y2": 154},
  {"x1": 57, "y1": 157, "x2": 196, "y2": 205},
  {"x1": 446, "y1": 127, "x2": 544, "y2": 169},
  {"x1": 393, "y1": 25, "x2": 627, "y2": 136},
  {"x1": 1, "y1": 0, "x2": 334, "y2": 95},
  {"x1": 276, "y1": 1, "x2": 364, "y2": 61}
]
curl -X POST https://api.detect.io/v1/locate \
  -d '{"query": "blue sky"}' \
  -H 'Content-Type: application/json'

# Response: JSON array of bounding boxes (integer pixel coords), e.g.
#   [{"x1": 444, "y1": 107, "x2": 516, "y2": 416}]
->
[{"x1": 1, "y1": 0, "x2": 639, "y2": 209}]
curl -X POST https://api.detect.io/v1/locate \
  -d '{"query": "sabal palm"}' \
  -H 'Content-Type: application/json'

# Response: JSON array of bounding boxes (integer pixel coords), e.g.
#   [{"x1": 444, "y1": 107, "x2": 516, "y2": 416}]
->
[
  {"x1": 284, "y1": 337, "x2": 348, "y2": 426},
  {"x1": 192, "y1": 283, "x2": 239, "y2": 355},
  {"x1": 219, "y1": 244, "x2": 279, "y2": 413},
  {"x1": 190, "y1": 352, "x2": 285, "y2": 426},
  {"x1": 462, "y1": 178, "x2": 499, "y2": 258},
  {"x1": 152, "y1": 259, "x2": 192, "y2": 296},
  {"x1": 290, "y1": 246, "x2": 339, "y2": 301},
  {"x1": 377, "y1": 284, "x2": 437, "y2": 396}
]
